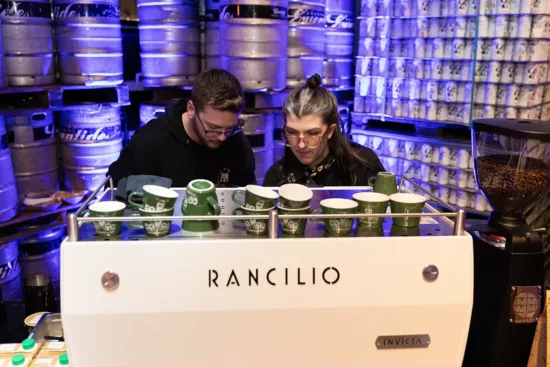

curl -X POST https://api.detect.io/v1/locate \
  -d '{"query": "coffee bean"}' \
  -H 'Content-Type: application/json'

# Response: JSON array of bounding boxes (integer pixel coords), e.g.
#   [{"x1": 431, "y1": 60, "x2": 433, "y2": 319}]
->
[{"x1": 477, "y1": 155, "x2": 550, "y2": 215}]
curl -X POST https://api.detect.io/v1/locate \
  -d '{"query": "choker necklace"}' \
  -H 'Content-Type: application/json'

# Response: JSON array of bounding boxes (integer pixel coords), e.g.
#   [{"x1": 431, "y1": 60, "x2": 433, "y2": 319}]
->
[{"x1": 305, "y1": 157, "x2": 336, "y2": 179}]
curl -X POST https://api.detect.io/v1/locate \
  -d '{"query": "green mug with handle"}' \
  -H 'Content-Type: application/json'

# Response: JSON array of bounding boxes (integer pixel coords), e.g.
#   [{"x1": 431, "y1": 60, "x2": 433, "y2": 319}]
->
[
  {"x1": 368, "y1": 172, "x2": 398, "y2": 196},
  {"x1": 128, "y1": 185, "x2": 178, "y2": 211},
  {"x1": 232, "y1": 184, "x2": 279, "y2": 210},
  {"x1": 182, "y1": 179, "x2": 220, "y2": 232}
]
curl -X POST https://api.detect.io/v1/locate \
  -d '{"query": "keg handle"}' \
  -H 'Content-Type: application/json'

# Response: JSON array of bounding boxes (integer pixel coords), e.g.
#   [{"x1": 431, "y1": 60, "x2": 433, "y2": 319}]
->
[{"x1": 31, "y1": 113, "x2": 47, "y2": 121}]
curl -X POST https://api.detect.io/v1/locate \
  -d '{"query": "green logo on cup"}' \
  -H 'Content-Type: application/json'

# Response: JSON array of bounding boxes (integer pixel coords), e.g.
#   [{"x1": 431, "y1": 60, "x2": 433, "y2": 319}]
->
[
  {"x1": 352, "y1": 192, "x2": 390, "y2": 228},
  {"x1": 82, "y1": 201, "x2": 126, "y2": 237},
  {"x1": 389, "y1": 193, "x2": 427, "y2": 228},
  {"x1": 278, "y1": 205, "x2": 310, "y2": 235},
  {"x1": 311, "y1": 198, "x2": 358, "y2": 235},
  {"x1": 140, "y1": 207, "x2": 174, "y2": 237},
  {"x1": 233, "y1": 206, "x2": 273, "y2": 236}
]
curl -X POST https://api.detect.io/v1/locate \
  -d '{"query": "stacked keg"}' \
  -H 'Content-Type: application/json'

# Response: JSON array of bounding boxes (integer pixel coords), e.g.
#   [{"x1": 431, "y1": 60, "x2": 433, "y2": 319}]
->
[
  {"x1": 204, "y1": 0, "x2": 220, "y2": 70},
  {"x1": 0, "y1": 0, "x2": 55, "y2": 86},
  {"x1": 5, "y1": 112, "x2": 59, "y2": 200},
  {"x1": 59, "y1": 106, "x2": 123, "y2": 191},
  {"x1": 219, "y1": 0, "x2": 289, "y2": 91},
  {"x1": 138, "y1": 0, "x2": 201, "y2": 87},
  {"x1": 286, "y1": 0, "x2": 325, "y2": 88},
  {"x1": 53, "y1": 0, "x2": 124, "y2": 85},
  {"x1": 240, "y1": 112, "x2": 274, "y2": 183},
  {"x1": 0, "y1": 241, "x2": 21, "y2": 301},
  {"x1": 0, "y1": 21, "x2": 6, "y2": 89},
  {"x1": 19, "y1": 227, "x2": 65, "y2": 301},
  {"x1": 0, "y1": 117, "x2": 18, "y2": 223},
  {"x1": 269, "y1": 109, "x2": 286, "y2": 163},
  {"x1": 324, "y1": 0, "x2": 354, "y2": 87},
  {"x1": 139, "y1": 101, "x2": 171, "y2": 127}
]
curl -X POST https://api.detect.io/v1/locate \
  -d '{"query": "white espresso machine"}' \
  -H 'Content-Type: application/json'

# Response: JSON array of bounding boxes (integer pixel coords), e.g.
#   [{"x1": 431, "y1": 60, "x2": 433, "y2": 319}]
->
[{"x1": 60, "y1": 177, "x2": 473, "y2": 367}]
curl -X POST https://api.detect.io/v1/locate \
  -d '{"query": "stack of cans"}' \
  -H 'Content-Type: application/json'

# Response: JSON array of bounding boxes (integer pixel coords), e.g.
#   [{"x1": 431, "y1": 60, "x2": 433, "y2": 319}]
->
[
  {"x1": 472, "y1": 2, "x2": 550, "y2": 120},
  {"x1": 350, "y1": 129, "x2": 490, "y2": 213},
  {"x1": 354, "y1": 0, "x2": 550, "y2": 123}
]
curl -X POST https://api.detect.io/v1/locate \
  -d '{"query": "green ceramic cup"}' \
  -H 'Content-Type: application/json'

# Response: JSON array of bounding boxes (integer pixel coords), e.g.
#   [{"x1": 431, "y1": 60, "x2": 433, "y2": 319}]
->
[
  {"x1": 182, "y1": 179, "x2": 221, "y2": 232},
  {"x1": 82, "y1": 201, "x2": 126, "y2": 237},
  {"x1": 277, "y1": 205, "x2": 310, "y2": 235},
  {"x1": 352, "y1": 192, "x2": 390, "y2": 228},
  {"x1": 140, "y1": 207, "x2": 174, "y2": 237},
  {"x1": 389, "y1": 193, "x2": 427, "y2": 228},
  {"x1": 310, "y1": 198, "x2": 358, "y2": 235},
  {"x1": 128, "y1": 185, "x2": 178, "y2": 211},
  {"x1": 232, "y1": 185, "x2": 279, "y2": 210},
  {"x1": 279, "y1": 183, "x2": 313, "y2": 209},
  {"x1": 233, "y1": 206, "x2": 273, "y2": 236},
  {"x1": 368, "y1": 172, "x2": 398, "y2": 196}
]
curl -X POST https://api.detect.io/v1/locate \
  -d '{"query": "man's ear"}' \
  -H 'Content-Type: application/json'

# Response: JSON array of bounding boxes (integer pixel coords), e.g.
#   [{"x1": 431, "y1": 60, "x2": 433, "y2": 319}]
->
[{"x1": 187, "y1": 100, "x2": 195, "y2": 118}]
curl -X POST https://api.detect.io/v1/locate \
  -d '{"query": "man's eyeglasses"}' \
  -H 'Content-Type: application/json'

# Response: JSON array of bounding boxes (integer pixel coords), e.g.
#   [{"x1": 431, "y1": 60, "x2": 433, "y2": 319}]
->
[
  {"x1": 282, "y1": 128, "x2": 326, "y2": 148},
  {"x1": 194, "y1": 105, "x2": 244, "y2": 138}
]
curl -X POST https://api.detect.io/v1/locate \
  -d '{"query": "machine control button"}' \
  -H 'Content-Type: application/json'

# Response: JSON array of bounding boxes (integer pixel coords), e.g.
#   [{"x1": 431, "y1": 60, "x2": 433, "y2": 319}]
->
[
  {"x1": 422, "y1": 265, "x2": 439, "y2": 282},
  {"x1": 101, "y1": 271, "x2": 120, "y2": 291}
]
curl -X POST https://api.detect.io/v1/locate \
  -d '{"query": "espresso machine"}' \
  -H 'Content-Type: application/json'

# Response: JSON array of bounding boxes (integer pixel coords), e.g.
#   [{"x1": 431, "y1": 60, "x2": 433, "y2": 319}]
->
[{"x1": 463, "y1": 119, "x2": 550, "y2": 367}]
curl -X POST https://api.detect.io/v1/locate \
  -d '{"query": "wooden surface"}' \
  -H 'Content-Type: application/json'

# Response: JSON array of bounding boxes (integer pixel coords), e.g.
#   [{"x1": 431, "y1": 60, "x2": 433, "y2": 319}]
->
[{"x1": 527, "y1": 293, "x2": 549, "y2": 366}]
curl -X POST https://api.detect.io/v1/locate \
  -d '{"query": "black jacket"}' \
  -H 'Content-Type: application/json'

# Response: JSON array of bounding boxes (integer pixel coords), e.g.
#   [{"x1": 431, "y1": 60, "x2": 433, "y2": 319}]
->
[
  {"x1": 107, "y1": 103, "x2": 256, "y2": 187},
  {"x1": 263, "y1": 143, "x2": 385, "y2": 186}
]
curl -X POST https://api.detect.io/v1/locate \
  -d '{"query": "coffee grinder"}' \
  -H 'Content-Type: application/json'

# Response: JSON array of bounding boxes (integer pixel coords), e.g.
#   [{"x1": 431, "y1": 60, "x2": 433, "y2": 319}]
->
[{"x1": 463, "y1": 119, "x2": 550, "y2": 367}]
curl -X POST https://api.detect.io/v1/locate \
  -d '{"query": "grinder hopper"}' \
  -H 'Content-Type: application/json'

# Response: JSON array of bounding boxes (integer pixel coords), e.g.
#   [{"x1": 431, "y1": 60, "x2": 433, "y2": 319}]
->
[{"x1": 472, "y1": 119, "x2": 550, "y2": 238}]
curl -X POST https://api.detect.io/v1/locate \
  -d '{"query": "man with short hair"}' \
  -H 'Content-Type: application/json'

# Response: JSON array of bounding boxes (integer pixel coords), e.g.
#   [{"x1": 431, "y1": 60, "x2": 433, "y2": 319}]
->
[{"x1": 108, "y1": 69, "x2": 256, "y2": 187}]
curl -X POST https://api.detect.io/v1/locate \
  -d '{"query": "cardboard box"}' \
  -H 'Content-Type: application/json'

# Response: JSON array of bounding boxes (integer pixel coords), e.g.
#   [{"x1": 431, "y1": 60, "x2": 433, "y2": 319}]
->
[
  {"x1": 0, "y1": 342, "x2": 41, "y2": 358},
  {"x1": 38, "y1": 344, "x2": 65, "y2": 354},
  {"x1": 30, "y1": 356, "x2": 60, "y2": 367},
  {"x1": 0, "y1": 356, "x2": 11, "y2": 367}
]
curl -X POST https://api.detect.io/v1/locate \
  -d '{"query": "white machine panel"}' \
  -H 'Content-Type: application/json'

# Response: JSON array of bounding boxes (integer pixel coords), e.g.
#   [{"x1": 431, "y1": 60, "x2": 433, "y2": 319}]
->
[{"x1": 61, "y1": 234, "x2": 473, "y2": 367}]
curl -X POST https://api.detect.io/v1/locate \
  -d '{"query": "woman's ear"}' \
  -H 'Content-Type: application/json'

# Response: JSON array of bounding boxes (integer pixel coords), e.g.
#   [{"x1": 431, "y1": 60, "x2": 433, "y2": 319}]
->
[{"x1": 327, "y1": 124, "x2": 337, "y2": 139}]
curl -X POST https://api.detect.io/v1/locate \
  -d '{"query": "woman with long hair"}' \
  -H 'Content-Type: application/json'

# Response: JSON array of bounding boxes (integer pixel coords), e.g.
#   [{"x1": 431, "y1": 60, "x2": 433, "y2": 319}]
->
[{"x1": 263, "y1": 74, "x2": 385, "y2": 186}]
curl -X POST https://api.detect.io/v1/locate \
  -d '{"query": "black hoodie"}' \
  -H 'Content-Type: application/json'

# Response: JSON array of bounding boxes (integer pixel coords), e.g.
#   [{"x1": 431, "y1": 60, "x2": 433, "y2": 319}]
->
[{"x1": 107, "y1": 103, "x2": 256, "y2": 187}]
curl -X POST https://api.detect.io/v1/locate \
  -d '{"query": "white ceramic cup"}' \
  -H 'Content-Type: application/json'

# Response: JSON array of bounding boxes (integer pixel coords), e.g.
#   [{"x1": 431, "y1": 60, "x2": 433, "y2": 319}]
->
[
  {"x1": 438, "y1": 167, "x2": 450, "y2": 185},
  {"x1": 279, "y1": 183, "x2": 313, "y2": 207},
  {"x1": 456, "y1": 170, "x2": 469, "y2": 188},
  {"x1": 439, "y1": 146, "x2": 451, "y2": 166}
]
